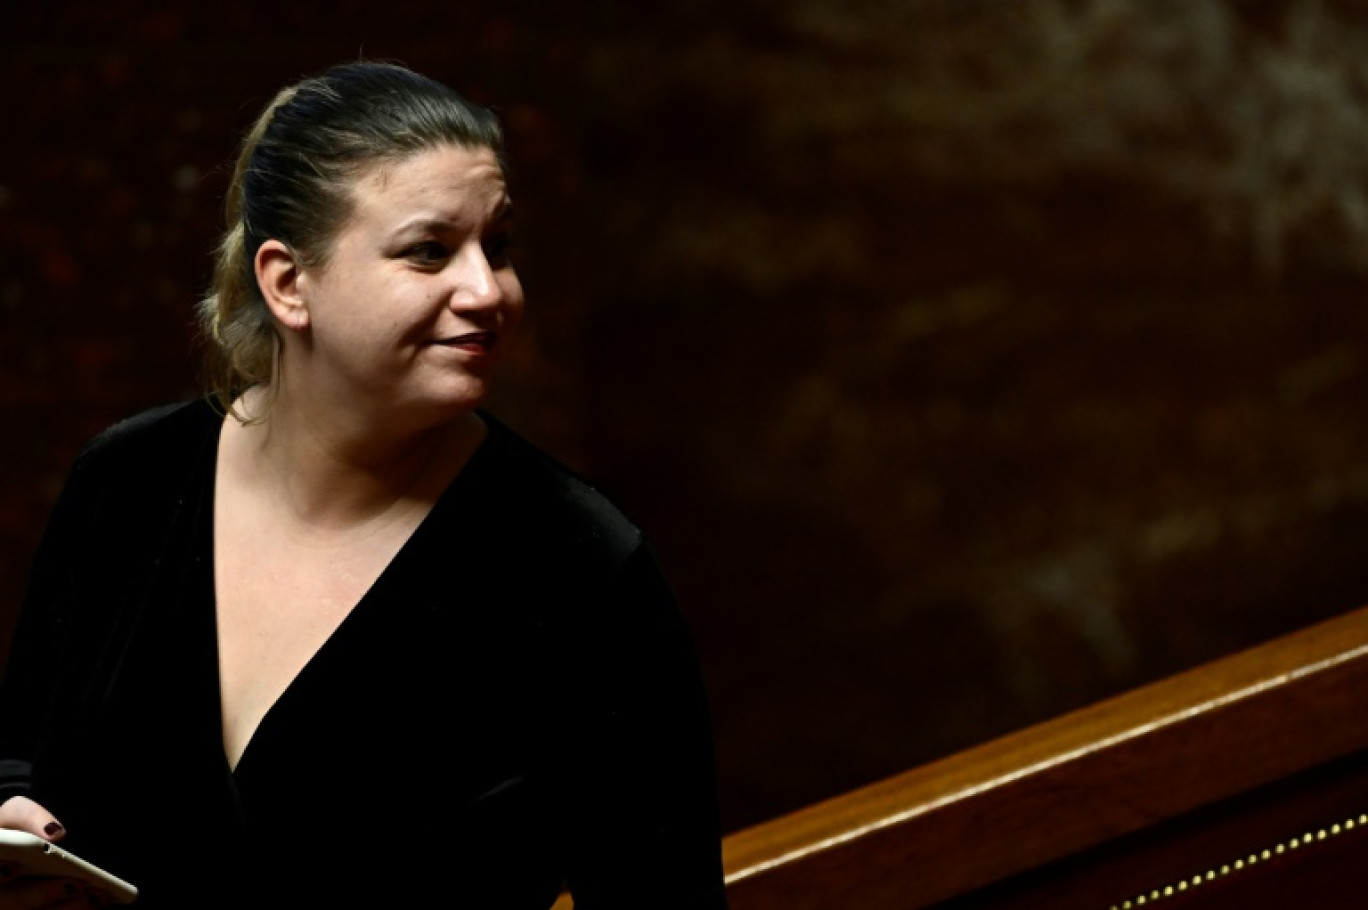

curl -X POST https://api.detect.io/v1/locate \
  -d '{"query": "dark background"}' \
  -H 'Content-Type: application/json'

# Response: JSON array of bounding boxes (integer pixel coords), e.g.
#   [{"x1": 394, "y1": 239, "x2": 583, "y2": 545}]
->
[{"x1": 6, "y1": 0, "x2": 1368, "y2": 835}]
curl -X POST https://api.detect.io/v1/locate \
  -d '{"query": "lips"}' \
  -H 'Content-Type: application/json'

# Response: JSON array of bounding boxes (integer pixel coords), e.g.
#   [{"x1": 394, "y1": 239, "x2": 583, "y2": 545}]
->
[{"x1": 434, "y1": 330, "x2": 498, "y2": 354}]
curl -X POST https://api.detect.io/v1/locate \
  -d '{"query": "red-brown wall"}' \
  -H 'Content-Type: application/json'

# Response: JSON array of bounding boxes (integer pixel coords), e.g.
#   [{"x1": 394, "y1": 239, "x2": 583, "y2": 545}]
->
[{"x1": 6, "y1": 1, "x2": 1368, "y2": 834}]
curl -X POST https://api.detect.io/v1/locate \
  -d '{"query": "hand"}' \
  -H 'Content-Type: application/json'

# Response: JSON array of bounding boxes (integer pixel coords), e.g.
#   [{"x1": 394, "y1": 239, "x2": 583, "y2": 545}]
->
[
  {"x1": 0, "y1": 797, "x2": 113, "y2": 908},
  {"x1": 0, "y1": 796, "x2": 64, "y2": 841}
]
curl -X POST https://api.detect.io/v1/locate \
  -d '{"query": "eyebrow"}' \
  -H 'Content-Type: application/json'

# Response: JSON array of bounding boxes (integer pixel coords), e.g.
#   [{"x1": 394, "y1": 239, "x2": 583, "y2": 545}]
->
[{"x1": 392, "y1": 199, "x2": 514, "y2": 236}]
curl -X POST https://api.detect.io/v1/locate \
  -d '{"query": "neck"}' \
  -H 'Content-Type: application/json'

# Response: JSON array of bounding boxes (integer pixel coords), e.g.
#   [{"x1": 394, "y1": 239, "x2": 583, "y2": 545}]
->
[{"x1": 227, "y1": 385, "x2": 486, "y2": 531}]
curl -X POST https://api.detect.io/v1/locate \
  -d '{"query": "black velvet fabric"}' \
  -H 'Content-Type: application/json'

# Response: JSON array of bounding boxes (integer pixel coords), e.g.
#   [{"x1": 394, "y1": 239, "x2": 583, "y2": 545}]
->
[{"x1": 0, "y1": 398, "x2": 728, "y2": 909}]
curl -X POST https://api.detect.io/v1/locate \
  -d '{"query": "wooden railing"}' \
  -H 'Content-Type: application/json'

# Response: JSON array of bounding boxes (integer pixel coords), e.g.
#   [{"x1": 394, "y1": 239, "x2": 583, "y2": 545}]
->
[{"x1": 721, "y1": 604, "x2": 1368, "y2": 909}]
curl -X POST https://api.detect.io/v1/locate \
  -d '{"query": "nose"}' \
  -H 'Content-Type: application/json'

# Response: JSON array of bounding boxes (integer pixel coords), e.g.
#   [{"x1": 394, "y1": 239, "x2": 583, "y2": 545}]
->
[{"x1": 448, "y1": 242, "x2": 504, "y2": 309}]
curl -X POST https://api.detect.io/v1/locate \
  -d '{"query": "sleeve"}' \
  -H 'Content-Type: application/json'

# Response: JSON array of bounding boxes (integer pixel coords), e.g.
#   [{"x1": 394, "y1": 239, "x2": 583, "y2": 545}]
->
[
  {"x1": 0, "y1": 445, "x2": 100, "y2": 806},
  {"x1": 560, "y1": 540, "x2": 730, "y2": 910}
]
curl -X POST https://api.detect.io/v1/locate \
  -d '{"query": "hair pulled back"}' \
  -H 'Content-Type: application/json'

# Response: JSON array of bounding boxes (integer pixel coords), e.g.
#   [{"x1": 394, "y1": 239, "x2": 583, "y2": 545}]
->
[{"x1": 198, "y1": 60, "x2": 506, "y2": 411}]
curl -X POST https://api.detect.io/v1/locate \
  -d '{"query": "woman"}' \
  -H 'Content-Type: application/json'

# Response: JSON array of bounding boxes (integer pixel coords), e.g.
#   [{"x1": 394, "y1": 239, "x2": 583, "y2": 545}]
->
[{"x1": 0, "y1": 60, "x2": 729, "y2": 908}]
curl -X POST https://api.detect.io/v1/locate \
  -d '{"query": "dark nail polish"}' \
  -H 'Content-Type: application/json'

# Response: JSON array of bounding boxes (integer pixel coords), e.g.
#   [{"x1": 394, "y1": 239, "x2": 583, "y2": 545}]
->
[{"x1": 43, "y1": 821, "x2": 64, "y2": 837}]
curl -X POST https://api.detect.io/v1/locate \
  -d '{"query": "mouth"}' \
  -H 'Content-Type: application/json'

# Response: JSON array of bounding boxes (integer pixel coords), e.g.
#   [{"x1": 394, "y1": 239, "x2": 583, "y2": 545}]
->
[{"x1": 433, "y1": 330, "x2": 498, "y2": 354}]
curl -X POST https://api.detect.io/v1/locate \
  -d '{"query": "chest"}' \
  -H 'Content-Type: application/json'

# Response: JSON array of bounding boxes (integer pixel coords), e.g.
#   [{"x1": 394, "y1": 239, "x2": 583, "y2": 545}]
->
[{"x1": 212, "y1": 486, "x2": 431, "y2": 770}]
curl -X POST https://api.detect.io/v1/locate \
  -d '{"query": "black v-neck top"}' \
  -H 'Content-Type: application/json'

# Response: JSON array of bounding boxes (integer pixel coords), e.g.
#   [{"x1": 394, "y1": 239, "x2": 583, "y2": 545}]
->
[{"x1": 0, "y1": 399, "x2": 728, "y2": 909}]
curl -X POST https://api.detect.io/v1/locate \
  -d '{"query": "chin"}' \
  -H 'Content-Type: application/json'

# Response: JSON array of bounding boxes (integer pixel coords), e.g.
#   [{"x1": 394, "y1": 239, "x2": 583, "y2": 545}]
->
[
  {"x1": 394, "y1": 374, "x2": 496, "y2": 424},
  {"x1": 429, "y1": 386, "x2": 491, "y2": 418}
]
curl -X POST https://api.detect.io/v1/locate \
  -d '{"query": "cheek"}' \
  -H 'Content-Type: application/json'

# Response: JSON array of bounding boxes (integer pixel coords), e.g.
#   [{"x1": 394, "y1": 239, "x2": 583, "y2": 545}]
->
[{"x1": 501, "y1": 277, "x2": 527, "y2": 328}]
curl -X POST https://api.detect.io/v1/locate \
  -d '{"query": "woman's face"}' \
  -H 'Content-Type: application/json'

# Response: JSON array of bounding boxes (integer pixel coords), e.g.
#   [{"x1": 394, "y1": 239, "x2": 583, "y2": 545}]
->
[{"x1": 291, "y1": 143, "x2": 523, "y2": 425}]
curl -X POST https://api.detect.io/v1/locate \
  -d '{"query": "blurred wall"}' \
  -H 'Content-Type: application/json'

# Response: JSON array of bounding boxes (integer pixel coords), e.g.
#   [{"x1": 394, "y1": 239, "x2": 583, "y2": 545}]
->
[{"x1": 6, "y1": 0, "x2": 1368, "y2": 834}]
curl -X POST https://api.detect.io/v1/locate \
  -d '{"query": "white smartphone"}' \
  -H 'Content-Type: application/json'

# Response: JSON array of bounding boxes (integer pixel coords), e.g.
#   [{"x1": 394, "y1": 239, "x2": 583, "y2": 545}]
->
[{"x1": 0, "y1": 829, "x2": 138, "y2": 903}]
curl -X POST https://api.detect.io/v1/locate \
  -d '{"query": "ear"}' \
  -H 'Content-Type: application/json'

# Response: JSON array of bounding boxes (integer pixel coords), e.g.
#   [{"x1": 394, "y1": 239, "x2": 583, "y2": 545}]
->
[{"x1": 254, "y1": 239, "x2": 311, "y2": 331}]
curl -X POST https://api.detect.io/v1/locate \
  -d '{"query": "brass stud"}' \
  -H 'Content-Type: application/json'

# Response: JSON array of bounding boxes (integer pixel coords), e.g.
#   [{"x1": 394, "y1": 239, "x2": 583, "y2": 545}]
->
[{"x1": 1107, "y1": 809, "x2": 1368, "y2": 909}]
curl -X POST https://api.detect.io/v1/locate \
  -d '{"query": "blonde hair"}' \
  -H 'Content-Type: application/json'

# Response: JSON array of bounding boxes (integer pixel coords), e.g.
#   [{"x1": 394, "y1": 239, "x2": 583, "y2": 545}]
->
[{"x1": 196, "y1": 61, "x2": 506, "y2": 416}]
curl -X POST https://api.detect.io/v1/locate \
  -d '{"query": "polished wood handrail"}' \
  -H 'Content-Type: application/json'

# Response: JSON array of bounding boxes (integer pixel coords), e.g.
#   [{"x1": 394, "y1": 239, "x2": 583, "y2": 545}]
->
[{"x1": 721, "y1": 604, "x2": 1368, "y2": 909}]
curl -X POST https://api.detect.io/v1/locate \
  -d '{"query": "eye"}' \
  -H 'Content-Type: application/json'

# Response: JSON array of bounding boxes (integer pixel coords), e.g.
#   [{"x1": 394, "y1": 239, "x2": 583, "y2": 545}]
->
[
  {"x1": 483, "y1": 230, "x2": 516, "y2": 267},
  {"x1": 403, "y1": 240, "x2": 450, "y2": 265}
]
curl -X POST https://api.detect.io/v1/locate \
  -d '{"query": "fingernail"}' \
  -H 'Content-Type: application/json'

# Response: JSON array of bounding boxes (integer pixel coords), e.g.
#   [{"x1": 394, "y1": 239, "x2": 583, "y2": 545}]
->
[{"x1": 44, "y1": 821, "x2": 65, "y2": 837}]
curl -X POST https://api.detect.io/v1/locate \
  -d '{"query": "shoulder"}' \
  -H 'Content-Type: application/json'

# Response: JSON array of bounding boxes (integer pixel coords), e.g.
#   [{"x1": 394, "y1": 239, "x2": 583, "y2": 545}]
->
[
  {"x1": 79, "y1": 398, "x2": 217, "y2": 460},
  {"x1": 63, "y1": 398, "x2": 219, "y2": 501},
  {"x1": 22, "y1": 399, "x2": 219, "y2": 611},
  {"x1": 471, "y1": 416, "x2": 694, "y2": 673},
  {"x1": 475, "y1": 412, "x2": 645, "y2": 568}
]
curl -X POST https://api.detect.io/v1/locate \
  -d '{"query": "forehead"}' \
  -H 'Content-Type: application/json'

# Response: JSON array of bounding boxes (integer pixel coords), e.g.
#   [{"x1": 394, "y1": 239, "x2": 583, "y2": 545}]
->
[{"x1": 346, "y1": 144, "x2": 507, "y2": 224}]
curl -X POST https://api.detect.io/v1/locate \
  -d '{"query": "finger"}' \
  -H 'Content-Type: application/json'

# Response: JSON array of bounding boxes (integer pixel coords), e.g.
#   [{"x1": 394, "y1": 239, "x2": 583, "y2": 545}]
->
[{"x1": 0, "y1": 796, "x2": 66, "y2": 841}]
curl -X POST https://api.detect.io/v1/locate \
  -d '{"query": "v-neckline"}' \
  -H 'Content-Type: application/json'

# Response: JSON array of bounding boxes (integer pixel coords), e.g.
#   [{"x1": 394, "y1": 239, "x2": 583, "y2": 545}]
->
[{"x1": 206, "y1": 411, "x2": 498, "y2": 777}]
